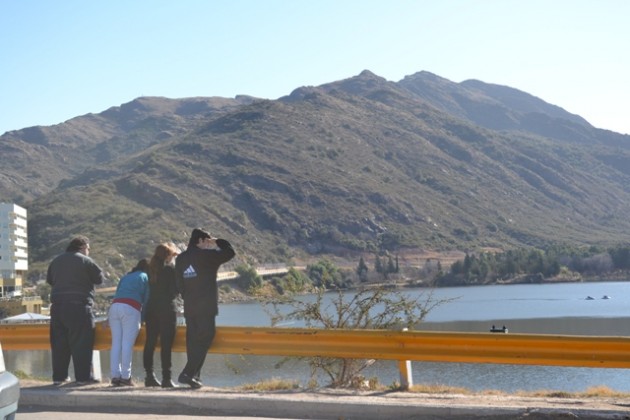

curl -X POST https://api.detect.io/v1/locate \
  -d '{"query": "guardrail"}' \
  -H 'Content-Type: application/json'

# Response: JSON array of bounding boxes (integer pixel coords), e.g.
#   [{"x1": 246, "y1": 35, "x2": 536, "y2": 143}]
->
[{"x1": 2, "y1": 323, "x2": 630, "y2": 369}]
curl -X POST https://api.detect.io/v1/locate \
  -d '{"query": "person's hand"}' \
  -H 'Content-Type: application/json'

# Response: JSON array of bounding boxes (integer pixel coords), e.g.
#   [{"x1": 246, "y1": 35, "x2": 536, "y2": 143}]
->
[{"x1": 202, "y1": 237, "x2": 217, "y2": 249}]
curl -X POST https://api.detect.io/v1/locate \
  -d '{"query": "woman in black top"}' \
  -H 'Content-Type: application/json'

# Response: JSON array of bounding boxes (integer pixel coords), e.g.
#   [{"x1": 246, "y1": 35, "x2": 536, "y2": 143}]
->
[{"x1": 143, "y1": 242, "x2": 180, "y2": 387}]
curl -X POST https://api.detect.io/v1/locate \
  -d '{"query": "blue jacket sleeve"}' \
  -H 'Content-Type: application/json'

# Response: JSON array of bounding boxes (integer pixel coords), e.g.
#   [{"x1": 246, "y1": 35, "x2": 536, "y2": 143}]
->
[{"x1": 141, "y1": 272, "x2": 149, "y2": 322}]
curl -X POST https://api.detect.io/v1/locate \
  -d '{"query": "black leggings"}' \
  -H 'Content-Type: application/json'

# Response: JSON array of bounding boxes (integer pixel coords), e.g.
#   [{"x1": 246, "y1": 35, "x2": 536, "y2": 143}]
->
[{"x1": 143, "y1": 308, "x2": 177, "y2": 372}]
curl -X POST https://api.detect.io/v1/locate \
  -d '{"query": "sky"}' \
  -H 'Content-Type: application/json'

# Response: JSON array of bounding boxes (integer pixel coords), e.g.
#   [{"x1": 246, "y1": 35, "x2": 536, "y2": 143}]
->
[{"x1": 1, "y1": 0, "x2": 629, "y2": 136}]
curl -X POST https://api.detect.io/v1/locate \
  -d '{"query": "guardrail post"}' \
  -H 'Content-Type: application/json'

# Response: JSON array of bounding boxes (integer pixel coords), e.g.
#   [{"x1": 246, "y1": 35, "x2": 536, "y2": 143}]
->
[
  {"x1": 91, "y1": 350, "x2": 102, "y2": 381},
  {"x1": 0, "y1": 342, "x2": 5, "y2": 371},
  {"x1": 398, "y1": 328, "x2": 413, "y2": 390}
]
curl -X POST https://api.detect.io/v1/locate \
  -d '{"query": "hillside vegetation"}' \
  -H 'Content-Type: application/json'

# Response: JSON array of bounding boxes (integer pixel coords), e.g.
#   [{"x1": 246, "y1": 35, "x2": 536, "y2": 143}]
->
[{"x1": 1, "y1": 70, "x2": 629, "y2": 281}]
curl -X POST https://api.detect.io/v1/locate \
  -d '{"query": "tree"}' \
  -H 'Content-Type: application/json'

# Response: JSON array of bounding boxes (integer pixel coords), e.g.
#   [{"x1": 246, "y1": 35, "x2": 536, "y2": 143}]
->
[
  {"x1": 610, "y1": 246, "x2": 630, "y2": 270},
  {"x1": 373, "y1": 255, "x2": 383, "y2": 274},
  {"x1": 307, "y1": 259, "x2": 344, "y2": 289},
  {"x1": 235, "y1": 264, "x2": 263, "y2": 291},
  {"x1": 387, "y1": 255, "x2": 396, "y2": 275},
  {"x1": 262, "y1": 284, "x2": 455, "y2": 389},
  {"x1": 356, "y1": 257, "x2": 369, "y2": 283},
  {"x1": 270, "y1": 267, "x2": 313, "y2": 295}
]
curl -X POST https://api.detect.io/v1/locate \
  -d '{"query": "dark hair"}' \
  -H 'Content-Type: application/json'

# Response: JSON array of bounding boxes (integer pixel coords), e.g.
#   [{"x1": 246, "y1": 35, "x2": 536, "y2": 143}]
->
[
  {"x1": 131, "y1": 258, "x2": 150, "y2": 273},
  {"x1": 188, "y1": 228, "x2": 211, "y2": 248},
  {"x1": 66, "y1": 236, "x2": 89, "y2": 252}
]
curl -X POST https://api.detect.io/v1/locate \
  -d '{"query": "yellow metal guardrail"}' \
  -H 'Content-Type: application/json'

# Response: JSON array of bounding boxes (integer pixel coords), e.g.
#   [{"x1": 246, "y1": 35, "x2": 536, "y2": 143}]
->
[{"x1": 2, "y1": 323, "x2": 630, "y2": 369}]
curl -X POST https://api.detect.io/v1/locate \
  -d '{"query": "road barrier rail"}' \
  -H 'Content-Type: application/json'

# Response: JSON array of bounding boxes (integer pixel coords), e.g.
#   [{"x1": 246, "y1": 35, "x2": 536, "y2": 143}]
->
[{"x1": 2, "y1": 323, "x2": 630, "y2": 369}]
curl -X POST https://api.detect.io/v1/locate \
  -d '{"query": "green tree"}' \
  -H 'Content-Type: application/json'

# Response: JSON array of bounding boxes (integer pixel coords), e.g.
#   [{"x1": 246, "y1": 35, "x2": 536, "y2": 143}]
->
[
  {"x1": 610, "y1": 246, "x2": 630, "y2": 270},
  {"x1": 235, "y1": 264, "x2": 263, "y2": 291},
  {"x1": 374, "y1": 255, "x2": 383, "y2": 274},
  {"x1": 356, "y1": 257, "x2": 369, "y2": 283},
  {"x1": 275, "y1": 267, "x2": 312, "y2": 294},
  {"x1": 387, "y1": 255, "x2": 396, "y2": 274},
  {"x1": 307, "y1": 259, "x2": 344, "y2": 289}
]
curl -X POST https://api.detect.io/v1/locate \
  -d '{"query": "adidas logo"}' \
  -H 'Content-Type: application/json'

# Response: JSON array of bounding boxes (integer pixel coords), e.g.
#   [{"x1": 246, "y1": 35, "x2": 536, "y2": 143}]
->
[{"x1": 183, "y1": 265, "x2": 197, "y2": 279}]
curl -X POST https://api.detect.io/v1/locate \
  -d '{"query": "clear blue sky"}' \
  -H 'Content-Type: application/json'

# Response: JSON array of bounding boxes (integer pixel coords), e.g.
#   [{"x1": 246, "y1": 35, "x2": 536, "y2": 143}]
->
[{"x1": 1, "y1": 0, "x2": 629, "y2": 136}]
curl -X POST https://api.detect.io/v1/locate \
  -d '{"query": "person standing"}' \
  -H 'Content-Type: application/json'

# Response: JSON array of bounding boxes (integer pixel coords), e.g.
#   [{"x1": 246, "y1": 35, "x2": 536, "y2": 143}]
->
[
  {"x1": 175, "y1": 228, "x2": 235, "y2": 389},
  {"x1": 143, "y1": 242, "x2": 180, "y2": 388},
  {"x1": 47, "y1": 235, "x2": 106, "y2": 385},
  {"x1": 108, "y1": 259, "x2": 150, "y2": 386}
]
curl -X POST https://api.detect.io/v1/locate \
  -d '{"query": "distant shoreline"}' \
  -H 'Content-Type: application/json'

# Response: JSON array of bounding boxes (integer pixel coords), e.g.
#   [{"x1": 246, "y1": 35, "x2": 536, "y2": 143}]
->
[{"x1": 219, "y1": 275, "x2": 630, "y2": 305}]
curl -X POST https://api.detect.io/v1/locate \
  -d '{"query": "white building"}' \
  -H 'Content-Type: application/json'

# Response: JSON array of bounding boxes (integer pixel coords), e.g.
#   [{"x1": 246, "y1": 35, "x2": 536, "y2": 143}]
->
[{"x1": 0, "y1": 203, "x2": 28, "y2": 298}]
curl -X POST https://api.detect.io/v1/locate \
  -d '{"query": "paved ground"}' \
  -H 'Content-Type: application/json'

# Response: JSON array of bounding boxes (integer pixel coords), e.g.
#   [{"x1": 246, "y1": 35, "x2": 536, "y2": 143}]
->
[
  {"x1": 17, "y1": 380, "x2": 630, "y2": 419},
  {"x1": 18, "y1": 412, "x2": 294, "y2": 420},
  {"x1": 18, "y1": 413, "x2": 291, "y2": 420}
]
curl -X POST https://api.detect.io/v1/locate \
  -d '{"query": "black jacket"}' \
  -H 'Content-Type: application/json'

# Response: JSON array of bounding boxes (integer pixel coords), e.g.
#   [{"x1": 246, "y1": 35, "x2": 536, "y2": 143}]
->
[
  {"x1": 175, "y1": 238, "x2": 235, "y2": 316},
  {"x1": 146, "y1": 265, "x2": 179, "y2": 313},
  {"x1": 47, "y1": 251, "x2": 105, "y2": 305}
]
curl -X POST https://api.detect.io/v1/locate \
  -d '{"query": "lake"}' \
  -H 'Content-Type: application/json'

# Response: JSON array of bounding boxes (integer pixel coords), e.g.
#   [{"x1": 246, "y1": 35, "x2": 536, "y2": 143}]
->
[{"x1": 7, "y1": 281, "x2": 630, "y2": 392}]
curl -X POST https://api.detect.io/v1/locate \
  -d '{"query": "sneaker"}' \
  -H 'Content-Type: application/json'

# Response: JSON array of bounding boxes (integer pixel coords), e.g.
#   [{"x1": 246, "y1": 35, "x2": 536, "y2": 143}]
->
[
  {"x1": 111, "y1": 377, "x2": 121, "y2": 387},
  {"x1": 161, "y1": 378, "x2": 178, "y2": 388},
  {"x1": 118, "y1": 377, "x2": 135, "y2": 387},
  {"x1": 75, "y1": 378, "x2": 101, "y2": 386},
  {"x1": 53, "y1": 377, "x2": 71, "y2": 386},
  {"x1": 144, "y1": 374, "x2": 161, "y2": 387},
  {"x1": 178, "y1": 372, "x2": 202, "y2": 389}
]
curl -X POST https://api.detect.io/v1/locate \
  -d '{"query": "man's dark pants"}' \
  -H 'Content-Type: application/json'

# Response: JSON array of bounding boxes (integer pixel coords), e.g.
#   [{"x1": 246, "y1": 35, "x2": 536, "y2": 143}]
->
[
  {"x1": 182, "y1": 308, "x2": 216, "y2": 379},
  {"x1": 49, "y1": 302, "x2": 96, "y2": 382}
]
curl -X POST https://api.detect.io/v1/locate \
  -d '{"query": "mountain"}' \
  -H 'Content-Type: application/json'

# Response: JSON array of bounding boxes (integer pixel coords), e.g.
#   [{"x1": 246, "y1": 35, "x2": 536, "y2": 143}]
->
[
  {"x1": 0, "y1": 96, "x2": 257, "y2": 202},
  {"x1": 2, "y1": 70, "x2": 630, "y2": 281}
]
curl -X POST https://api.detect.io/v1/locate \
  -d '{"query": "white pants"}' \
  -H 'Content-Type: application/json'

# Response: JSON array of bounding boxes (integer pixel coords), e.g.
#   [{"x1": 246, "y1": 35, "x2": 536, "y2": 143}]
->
[{"x1": 108, "y1": 302, "x2": 141, "y2": 379}]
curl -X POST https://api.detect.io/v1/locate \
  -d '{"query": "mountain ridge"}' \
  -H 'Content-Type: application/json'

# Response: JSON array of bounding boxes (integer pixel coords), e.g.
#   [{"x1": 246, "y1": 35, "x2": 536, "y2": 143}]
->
[{"x1": 2, "y1": 70, "x2": 630, "y2": 281}]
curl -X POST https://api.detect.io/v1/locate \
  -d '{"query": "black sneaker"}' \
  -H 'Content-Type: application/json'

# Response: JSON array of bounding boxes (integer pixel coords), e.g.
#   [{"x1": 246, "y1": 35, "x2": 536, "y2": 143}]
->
[
  {"x1": 144, "y1": 374, "x2": 161, "y2": 387},
  {"x1": 53, "y1": 377, "x2": 71, "y2": 386},
  {"x1": 111, "y1": 377, "x2": 121, "y2": 387},
  {"x1": 118, "y1": 377, "x2": 135, "y2": 387},
  {"x1": 178, "y1": 372, "x2": 202, "y2": 389},
  {"x1": 75, "y1": 378, "x2": 100, "y2": 386}
]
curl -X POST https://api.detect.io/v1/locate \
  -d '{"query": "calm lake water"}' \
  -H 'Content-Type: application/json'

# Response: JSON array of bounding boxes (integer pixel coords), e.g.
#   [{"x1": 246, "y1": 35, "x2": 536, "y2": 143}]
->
[{"x1": 7, "y1": 281, "x2": 630, "y2": 392}]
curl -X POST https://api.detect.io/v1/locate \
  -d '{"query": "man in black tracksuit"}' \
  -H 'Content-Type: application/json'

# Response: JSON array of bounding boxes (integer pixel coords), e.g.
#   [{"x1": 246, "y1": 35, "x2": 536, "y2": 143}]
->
[{"x1": 175, "y1": 228, "x2": 235, "y2": 389}]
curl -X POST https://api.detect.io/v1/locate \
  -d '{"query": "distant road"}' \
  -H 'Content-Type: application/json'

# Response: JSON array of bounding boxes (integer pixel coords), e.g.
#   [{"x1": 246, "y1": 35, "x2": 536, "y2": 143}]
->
[
  {"x1": 96, "y1": 265, "x2": 295, "y2": 295},
  {"x1": 217, "y1": 266, "x2": 294, "y2": 281}
]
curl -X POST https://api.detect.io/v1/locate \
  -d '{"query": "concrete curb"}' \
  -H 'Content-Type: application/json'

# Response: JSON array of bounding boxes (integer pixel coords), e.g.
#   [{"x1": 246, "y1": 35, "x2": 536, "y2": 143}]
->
[{"x1": 18, "y1": 382, "x2": 629, "y2": 419}]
